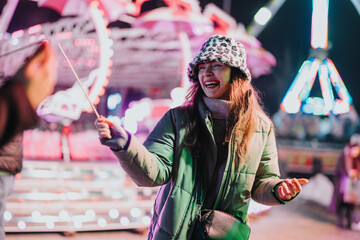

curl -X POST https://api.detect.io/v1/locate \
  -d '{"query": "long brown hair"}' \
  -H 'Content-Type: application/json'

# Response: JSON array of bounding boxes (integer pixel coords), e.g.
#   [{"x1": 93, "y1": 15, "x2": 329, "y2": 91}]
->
[{"x1": 183, "y1": 67, "x2": 268, "y2": 163}]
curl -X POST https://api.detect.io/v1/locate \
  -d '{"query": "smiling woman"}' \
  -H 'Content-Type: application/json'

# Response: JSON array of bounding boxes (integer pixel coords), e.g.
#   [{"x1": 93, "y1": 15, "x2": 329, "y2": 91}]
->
[
  {"x1": 185, "y1": 34, "x2": 267, "y2": 165},
  {"x1": 95, "y1": 34, "x2": 308, "y2": 240}
]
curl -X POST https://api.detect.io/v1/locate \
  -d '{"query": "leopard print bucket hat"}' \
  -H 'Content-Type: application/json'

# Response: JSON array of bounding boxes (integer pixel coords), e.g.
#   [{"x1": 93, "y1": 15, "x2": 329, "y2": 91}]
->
[{"x1": 187, "y1": 34, "x2": 251, "y2": 82}]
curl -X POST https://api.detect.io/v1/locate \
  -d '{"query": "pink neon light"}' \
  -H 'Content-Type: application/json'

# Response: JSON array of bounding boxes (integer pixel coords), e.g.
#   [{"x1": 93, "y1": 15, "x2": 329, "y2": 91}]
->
[
  {"x1": 86, "y1": 5, "x2": 113, "y2": 108},
  {"x1": 11, "y1": 30, "x2": 24, "y2": 39},
  {"x1": 55, "y1": 32, "x2": 73, "y2": 40},
  {"x1": 28, "y1": 24, "x2": 42, "y2": 35},
  {"x1": 29, "y1": 36, "x2": 37, "y2": 43},
  {"x1": 74, "y1": 38, "x2": 96, "y2": 46}
]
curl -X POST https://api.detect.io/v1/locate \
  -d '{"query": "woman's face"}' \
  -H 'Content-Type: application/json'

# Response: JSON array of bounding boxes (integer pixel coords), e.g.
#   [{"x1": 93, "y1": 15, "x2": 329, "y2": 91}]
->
[{"x1": 198, "y1": 61, "x2": 231, "y2": 99}]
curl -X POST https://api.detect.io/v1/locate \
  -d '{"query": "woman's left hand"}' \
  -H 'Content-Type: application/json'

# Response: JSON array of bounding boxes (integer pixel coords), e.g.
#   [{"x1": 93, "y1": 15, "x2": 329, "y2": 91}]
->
[{"x1": 277, "y1": 178, "x2": 308, "y2": 201}]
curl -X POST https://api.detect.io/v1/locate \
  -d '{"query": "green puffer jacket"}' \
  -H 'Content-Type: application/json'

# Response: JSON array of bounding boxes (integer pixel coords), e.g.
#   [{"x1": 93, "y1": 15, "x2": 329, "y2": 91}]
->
[{"x1": 114, "y1": 101, "x2": 285, "y2": 240}]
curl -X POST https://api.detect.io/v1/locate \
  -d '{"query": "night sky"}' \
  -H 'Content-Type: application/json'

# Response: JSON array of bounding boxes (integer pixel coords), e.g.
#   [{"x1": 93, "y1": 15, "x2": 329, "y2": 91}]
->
[{"x1": 1, "y1": 0, "x2": 360, "y2": 116}]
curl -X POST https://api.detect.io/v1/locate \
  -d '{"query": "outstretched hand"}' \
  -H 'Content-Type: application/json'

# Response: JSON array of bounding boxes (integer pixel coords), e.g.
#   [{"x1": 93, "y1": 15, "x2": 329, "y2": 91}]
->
[
  {"x1": 94, "y1": 116, "x2": 129, "y2": 150},
  {"x1": 276, "y1": 178, "x2": 308, "y2": 201}
]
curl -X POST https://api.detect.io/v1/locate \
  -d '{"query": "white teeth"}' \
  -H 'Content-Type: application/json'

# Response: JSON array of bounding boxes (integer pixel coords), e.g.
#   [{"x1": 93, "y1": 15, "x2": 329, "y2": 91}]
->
[{"x1": 205, "y1": 81, "x2": 219, "y2": 87}]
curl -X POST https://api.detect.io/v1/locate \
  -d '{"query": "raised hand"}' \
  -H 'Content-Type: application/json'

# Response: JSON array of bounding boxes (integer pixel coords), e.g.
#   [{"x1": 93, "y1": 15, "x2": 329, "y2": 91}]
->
[
  {"x1": 95, "y1": 116, "x2": 129, "y2": 151},
  {"x1": 276, "y1": 178, "x2": 308, "y2": 201}
]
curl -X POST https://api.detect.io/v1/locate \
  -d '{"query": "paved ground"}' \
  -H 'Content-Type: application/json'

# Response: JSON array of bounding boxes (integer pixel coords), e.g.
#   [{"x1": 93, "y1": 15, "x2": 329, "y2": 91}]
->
[
  {"x1": 249, "y1": 200, "x2": 359, "y2": 240},
  {"x1": 6, "y1": 199, "x2": 360, "y2": 240}
]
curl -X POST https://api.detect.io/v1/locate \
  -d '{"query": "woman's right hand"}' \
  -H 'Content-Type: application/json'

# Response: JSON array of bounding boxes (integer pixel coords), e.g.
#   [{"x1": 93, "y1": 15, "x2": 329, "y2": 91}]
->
[{"x1": 95, "y1": 116, "x2": 129, "y2": 150}]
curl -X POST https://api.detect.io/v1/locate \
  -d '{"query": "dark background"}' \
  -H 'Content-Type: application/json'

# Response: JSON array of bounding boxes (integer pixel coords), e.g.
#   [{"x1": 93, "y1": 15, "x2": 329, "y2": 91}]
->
[
  {"x1": 208, "y1": 0, "x2": 360, "y2": 116},
  {"x1": 1, "y1": 0, "x2": 359, "y2": 116}
]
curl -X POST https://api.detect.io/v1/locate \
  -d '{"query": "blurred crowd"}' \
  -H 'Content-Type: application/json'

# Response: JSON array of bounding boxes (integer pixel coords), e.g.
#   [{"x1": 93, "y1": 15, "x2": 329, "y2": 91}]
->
[{"x1": 272, "y1": 108, "x2": 360, "y2": 143}]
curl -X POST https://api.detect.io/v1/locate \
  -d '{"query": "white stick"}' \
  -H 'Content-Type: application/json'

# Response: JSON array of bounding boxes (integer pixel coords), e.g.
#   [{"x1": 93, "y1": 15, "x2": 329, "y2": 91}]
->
[{"x1": 58, "y1": 43, "x2": 100, "y2": 118}]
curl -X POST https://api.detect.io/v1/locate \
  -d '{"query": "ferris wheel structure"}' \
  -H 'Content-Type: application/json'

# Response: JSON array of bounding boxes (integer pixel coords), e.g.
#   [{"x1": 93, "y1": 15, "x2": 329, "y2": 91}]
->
[{"x1": 280, "y1": 0, "x2": 358, "y2": 116}]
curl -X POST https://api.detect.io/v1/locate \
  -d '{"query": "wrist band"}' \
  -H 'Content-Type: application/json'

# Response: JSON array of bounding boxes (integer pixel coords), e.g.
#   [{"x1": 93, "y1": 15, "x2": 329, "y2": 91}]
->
[
  {"x1": 111, "y1": 131, "x2": 131, "y2": 152},
  {"x1": 271, "y1": 181, "x2": 287, "y2": 205}
]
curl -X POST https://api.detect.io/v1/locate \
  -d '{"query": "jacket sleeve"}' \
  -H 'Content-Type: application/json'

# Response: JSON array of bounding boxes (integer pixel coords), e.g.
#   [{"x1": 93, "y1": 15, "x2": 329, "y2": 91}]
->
[
  {"x1": 251, "y1": 124, "x2": 284, "y2": 205},
  {"x1": 113, "y1": 110, "x2": 175, "y2": 187},
  {"x1": 0, "y1": 81, "x2": 38, "y2": 148}
]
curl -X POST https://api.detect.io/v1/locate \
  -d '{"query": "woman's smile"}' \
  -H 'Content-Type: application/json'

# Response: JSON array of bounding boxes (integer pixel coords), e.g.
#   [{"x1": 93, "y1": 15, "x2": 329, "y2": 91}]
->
[{"x1": 198, "y1": 61, "x2": 231, "y2": 99}]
